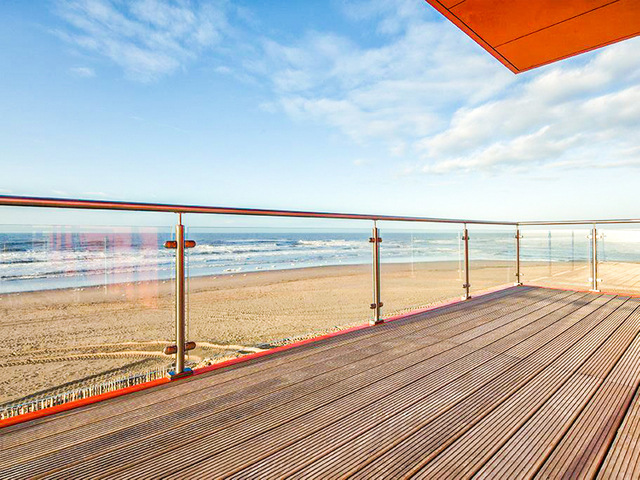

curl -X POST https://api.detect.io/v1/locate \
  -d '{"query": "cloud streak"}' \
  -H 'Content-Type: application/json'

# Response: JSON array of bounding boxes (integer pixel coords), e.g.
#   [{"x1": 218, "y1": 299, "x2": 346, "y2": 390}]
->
[{"x1": 54, "y1": 0, "x2": 232, "y2": 81}]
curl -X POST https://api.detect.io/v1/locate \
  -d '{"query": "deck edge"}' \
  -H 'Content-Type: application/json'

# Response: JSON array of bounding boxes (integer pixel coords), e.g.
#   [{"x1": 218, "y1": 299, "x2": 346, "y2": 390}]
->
[{"x1": 0, "y1": 284, "x2": 521, "y2": 430}]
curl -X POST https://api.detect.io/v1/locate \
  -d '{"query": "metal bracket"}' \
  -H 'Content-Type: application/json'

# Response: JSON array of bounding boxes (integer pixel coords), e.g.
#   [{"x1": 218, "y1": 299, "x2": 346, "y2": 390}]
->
[
  {"x1": 369, "y1": 237, "x2": 382, "y2": 243},
  {"x1": 165, "y1": 240, "x2": 196, "y2": 249},
  {"x1": 370, "y1": 302, "x2": 384, "y2": 309},
  {"x1": 163, "y1": 341, "x2": 197, "y2": 355}
]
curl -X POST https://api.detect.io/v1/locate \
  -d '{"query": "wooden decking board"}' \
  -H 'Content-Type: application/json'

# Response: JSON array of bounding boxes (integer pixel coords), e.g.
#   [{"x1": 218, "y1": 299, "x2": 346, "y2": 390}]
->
[
  {"x1": 534, "y1": 309, "x2": 640, "y2": 479},
  {"x1": 0, "y1": 290, "x2": 560, "y2": 475},
  {"x1": 32, "y1": 291, "x2": 577, "y2": 479},
  {"x1": 0, "y1": 286, "x2": 536, "y2": 455},
  {"x1": 408, "y1": 299, "x2": 638, "y2": 479},
  {"x1": 195, "y1": 293, "x2": 596, "y2": 480},
  {"x1": 598, "y1": 388, "x2": 640, "y2": 479},
  {"x1": 599, "y1": 263, "x2": 630, "y2": 284},
  {"x1": 48, "y1": 291, "x2": 584, "y2": 479},
  {"x1": 0, "y1": 286, "x2": 519, "y2": 438},
  {"x1": 166, "y1": 294, "x2": 602, "y2": 480},
  {"x1": 6, "y1": 287, "x2": 640, "y2": 478},
  {"x1": 0, "y1": 285, "x2": 533, "y2": 447},
  {"x1": 604, "y1": 263, "x2": 640, "y2": 285},
  {"x1": 227, "y1": 294, "x2": 613, "y2": 479},
  {"x1": 537, "y1": 383, "x2": 633, "y2": 480},
  {"x1": 471, "y1": 301, "x2": 640, "y2": 479},
  {"x1": 292, "y1": 295, "x2": 618, "y2": 480},
  {"x1": 347, "y1": 295, "x2": 625, "y2": 479}
]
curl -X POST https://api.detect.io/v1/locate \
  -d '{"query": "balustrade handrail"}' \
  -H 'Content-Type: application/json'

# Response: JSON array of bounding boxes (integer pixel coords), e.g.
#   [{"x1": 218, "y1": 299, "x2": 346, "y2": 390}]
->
[
  {"x1": 518, "y1": 219, "x2": 640, "y2": 225},
  {"x1": 0, "y1": 195, "x2": 517, "y2": 225},
  {"x1": 3, "y1": 195, "x2": 639, "y2": 226}
]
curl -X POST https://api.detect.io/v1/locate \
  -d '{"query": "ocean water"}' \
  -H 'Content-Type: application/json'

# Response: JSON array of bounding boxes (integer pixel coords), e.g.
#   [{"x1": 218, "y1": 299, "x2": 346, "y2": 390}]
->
[{"x1": 0, "y1": 228, "x2": 637, "y2": 294}]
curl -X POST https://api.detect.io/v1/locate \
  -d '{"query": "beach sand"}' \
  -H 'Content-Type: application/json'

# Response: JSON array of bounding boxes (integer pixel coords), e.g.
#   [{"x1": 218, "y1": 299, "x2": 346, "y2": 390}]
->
[{"x1": 1, "y1": 259, "x2": 633, "y2": 407}]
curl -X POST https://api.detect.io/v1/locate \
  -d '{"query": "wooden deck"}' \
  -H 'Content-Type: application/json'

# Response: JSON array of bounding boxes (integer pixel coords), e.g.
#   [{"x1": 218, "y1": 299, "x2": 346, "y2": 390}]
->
[
  {"x1": 3, "y1": 286, "x2": 640, "y2": 479},
  {"x1": 523, "y1": 261, "x2": 640, "y2": 295}
]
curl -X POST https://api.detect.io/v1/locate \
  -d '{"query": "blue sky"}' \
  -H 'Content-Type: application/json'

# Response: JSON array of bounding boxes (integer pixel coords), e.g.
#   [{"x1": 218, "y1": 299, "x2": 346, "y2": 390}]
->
[{"x1": 1, "y1": 0, "x2": 639, "y2": 227}]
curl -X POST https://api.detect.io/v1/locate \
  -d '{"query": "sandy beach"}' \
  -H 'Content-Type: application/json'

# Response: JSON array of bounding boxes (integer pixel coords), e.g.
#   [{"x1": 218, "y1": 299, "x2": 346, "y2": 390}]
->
[{"x1": 1, "y1": 258, "x2": 633, "y2": 407}]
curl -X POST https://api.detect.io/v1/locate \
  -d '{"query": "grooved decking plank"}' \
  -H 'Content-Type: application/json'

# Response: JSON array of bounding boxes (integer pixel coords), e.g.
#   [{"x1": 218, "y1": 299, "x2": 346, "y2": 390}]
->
[
  {"x1": 346, "y1": 295, "x2": 626, "y2": 479},
  {"x1": 32, "y1": 291, "x2": 583, "y2": 479},
  {"x1": 227, "y1": 294, "x2": 613, "y2": 480},
  {"x1": 408, "y1": 298, "x2": 639, "y2": 480},
  {"x1": 0, "y1": 291, "x2": 553, "y2": 478},
  {"x1": 472, "y1": 301, "x2": 640, "y2": 479},
  {"x1": 151, "y1": 294, "x2": 602, "y2": 480},
  {"x1": 0, "y1": 286, "x2": 530, "y2": 447},
  {"x1": 6, "y1": 288, "x2": 636, "y2": 480},
  {"x1": 0, "y1": 289, "x2": 551, "y2": 467},
  {"x1": 604, "y1": 263, "x2": 640, "y2": 286},
  {"x1": 597, "y1": 389, "x2": 640, "y2": 479},
  {"x1": 534, "y1": 306, "x2": 640, "y2": 479}
]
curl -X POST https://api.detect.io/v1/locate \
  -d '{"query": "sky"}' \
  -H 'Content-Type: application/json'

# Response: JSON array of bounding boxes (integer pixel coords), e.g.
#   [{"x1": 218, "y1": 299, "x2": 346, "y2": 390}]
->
[{"x1": 1, "y1": 0, "x2": 640, "y2": 227}]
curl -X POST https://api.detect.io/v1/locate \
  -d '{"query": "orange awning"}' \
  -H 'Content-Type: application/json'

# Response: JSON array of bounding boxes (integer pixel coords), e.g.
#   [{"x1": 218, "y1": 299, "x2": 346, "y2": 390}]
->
[{"x1": 425, "y1": 0, "x2": 640, "y2": 73}]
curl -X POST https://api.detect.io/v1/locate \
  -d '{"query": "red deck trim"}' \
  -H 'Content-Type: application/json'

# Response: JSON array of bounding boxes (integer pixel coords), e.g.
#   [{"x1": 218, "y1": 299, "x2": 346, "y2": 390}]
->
[
  {"x1": 192, "y1": 324, "x2": 372, "y2": 377},
  {"x1": 0, "y1": 284, "x2": 518, "y2": 429},
  {"x1": 0, "y1": 377, "x2": 170, "y2": 429}
]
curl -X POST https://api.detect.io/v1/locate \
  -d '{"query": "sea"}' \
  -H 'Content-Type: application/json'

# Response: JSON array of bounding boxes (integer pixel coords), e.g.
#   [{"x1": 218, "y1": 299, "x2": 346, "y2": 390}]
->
[{"x1": 0, "y1": 228, "x2": 637, "y2": 294}]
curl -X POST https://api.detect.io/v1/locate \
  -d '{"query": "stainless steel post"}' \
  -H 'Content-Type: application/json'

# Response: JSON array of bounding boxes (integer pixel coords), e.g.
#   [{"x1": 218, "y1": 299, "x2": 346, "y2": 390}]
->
[
  {"x1": 515, "y1": 228, "x2": 522, "y2": 286},
  {"x1": 175, "y1": 214, "x2": 187, "y2": 375},
  {"x1": 591, "y1": 224, "x2": 599, "y2": 292},
  {"x1": 463, "y1": 226, "x2": 471, "y2": 300},
  {"x1": 370, "y1": 223, "x2": 383, "y2": 325}
]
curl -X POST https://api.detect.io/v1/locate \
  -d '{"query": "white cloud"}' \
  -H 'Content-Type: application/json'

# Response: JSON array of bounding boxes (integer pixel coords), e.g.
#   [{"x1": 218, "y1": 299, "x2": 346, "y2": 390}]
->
[
  {"x1": 51, "y1": 0, "x2": 640, "y2": 175},
  {"x1": 238, "y1": 0, "x2": 640, "y2": 175},
  {"x1": 250, "y1": 0, "x2": 514, "y2": 149},
  {"x1": 418, "y1": 39, "x2": 640, "y2": 174},
  {"x1": 54, "y1": 0, "x2": 232, "y2": 81},
  {"x1": 70, "y1": 66, "x2": 96, "y2": 77}
]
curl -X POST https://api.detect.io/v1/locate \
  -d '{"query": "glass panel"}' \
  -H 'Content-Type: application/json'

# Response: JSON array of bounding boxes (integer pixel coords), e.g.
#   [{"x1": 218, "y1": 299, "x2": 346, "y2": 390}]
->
[
  {"x1": 185, "y1": 218, "x2": 371, "y2": 368},
  {"x1": 0, "y1": 222, "x2": 174, "y2": 419},
  {"x1": 379, "y1": 222, "x2": 463, "y2": 319},
  {"x1": 598, "y1": 227, "x2": 640, "y2": 294},
  {"x1": 468, "y1": 227, "x2": 516, "y2": 294},
  {"x1": 520, "y1": 228, "x2": 591, "y2": 290}
]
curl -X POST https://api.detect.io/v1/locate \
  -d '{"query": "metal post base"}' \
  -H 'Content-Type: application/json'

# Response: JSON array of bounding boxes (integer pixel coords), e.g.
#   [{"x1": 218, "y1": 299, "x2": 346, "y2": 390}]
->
[
  {"x1": 168, "y1": 368, "x2": 193, "y2": 380},
  {"x1": 370, "y1": 319, "x2": 384, "y2": 326}
]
